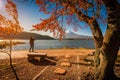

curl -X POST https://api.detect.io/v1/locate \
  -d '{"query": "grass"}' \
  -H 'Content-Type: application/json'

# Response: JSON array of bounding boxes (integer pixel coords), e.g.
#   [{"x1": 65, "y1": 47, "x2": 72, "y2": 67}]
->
[
  {"x1": 0, "y1": 63, "x2": 17, "y2": 70},
  {"x1": 0, "y1": 64, "x2": 10, "y2": 70}
]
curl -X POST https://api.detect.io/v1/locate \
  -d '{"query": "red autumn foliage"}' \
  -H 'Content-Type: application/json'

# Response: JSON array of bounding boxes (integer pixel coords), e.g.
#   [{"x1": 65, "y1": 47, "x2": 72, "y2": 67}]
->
[
  {"x1": 33, "y1": 14, "x2": 65, "y2": 40},
  {"x1": 33, "y1": 0, "x2": 104, "y2": 39},
  {"x1": 0, "y1": 0, "x2": 23, "y2": 39}
]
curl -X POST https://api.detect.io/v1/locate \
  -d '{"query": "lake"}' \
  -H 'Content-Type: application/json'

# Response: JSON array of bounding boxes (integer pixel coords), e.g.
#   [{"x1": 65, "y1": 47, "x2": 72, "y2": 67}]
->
[{"x1": 11, "y1": 40, "x2": 95, "y2": 51}]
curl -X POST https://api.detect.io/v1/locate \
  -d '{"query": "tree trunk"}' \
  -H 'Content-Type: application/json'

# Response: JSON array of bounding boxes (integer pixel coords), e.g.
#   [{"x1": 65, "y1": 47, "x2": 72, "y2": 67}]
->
[
  {"x1": 96, "y1": 0, "x2": 120, "y2": 79},
  {"x1": 75, "y1": 9, "x2": 103, "y2": 67},
  {"x1": 71, "y1": 0, "x2": 104, "y2": 67},
  {"x1": 89, "y1": 20, "x2": 103, "y2": 49},
  {"x1": 89, "y1": 19, "x2": 103, "y2": 67},
  {"x1": 9, "y1": 39, "x2": 19, "y2": 80},
  {"x1": 96, "y1": 25, "x2": 120, "y2": 80}
]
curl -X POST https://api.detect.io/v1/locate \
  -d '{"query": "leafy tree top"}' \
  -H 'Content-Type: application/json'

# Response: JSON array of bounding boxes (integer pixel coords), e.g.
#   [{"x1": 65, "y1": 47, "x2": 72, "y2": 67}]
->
[
  {"x1": 33, "y1": 0, "x2": 104, "y2": 39},
  {"x1": 0, "y1": 0, "x2": 23, "y2": 39}
]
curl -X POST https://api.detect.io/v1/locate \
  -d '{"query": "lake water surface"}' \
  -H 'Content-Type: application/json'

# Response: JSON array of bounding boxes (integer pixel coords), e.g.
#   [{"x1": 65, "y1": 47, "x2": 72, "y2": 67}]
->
[{"x1": 12, "y1": 40, "x2": 95, "y2": 51}]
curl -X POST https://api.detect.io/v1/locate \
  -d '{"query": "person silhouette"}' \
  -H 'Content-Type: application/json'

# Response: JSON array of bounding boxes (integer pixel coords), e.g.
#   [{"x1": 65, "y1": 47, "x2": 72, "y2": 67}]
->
[{"x1": 29, "y1": 36, "x2": 35, "y2": 52}]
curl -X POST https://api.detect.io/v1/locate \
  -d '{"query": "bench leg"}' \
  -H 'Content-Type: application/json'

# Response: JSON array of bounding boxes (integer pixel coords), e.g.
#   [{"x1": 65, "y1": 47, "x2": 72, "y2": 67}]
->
[
  {"x1": 40, "y1": 57, "x2": 45, "y2": 61},
  {"x1": 28, "y1": 56, "x2": 34, "y2": 62}
]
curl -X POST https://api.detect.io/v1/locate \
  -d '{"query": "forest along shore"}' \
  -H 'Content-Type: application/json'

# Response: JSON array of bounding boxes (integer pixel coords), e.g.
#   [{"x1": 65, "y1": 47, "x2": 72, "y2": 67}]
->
[{"x1": 0, "y1": 49, "x2": 95, "y2": 59}]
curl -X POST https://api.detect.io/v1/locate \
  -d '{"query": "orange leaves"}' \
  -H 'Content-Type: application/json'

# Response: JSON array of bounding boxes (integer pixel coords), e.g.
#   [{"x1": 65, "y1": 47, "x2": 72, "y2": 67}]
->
[
  {"x1": 0, "y1": 0, "x2": 23, "y2": 39},
  {"x1": 61, "y1": 3, "x2": 68, "y2": 7},
  {"x1": 6, "y1": 0, "x2": 18, "y2": 19},
  {"x1": 36, "y1": 0, "x2": 44, "y2": 5},
  {"x1": 0, "y1": 19, "x2": 23, "y2": 38},
  {"x1": 33, "y1": 15, "x2": 65, "y2": 39},
  {"x1": 0, "y1": 15, "x2": 6, "y2": 22},
  {"x1": 34, "y1": 0, "x2": 96, "y2": 40},
  {"x1": 36, "y1": 0, "x2": 50, "y2": 14}
]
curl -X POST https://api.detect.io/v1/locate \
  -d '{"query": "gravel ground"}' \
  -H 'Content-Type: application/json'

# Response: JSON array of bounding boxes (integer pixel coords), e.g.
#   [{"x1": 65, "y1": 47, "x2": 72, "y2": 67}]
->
[
  {"x1": 0, "y1": 55, "x2": 95, "y2": 80},
  {"x1": 0, "y1": 49, "x2": 120, "y2": 80},
  {"x1": 37, "y1": 55, "x2": 95, "y2": 80},
  {"x1": 0, "y1": 58, "x2": 46, "y2": 80}
]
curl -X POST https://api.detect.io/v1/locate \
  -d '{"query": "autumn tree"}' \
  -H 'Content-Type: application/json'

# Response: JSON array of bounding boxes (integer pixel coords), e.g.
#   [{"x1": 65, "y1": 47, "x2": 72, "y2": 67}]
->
[
  {"x1": 96, "y1": 0, "x2": 120, "y2": 80},
  {"x1": 31, "y1": 0, "x2": 102, "y2": 67},
  {"x1": 31, "y1": 0, "x2": 120, "y2": 80},
  {"x1": 33, "y1": 0, "x2": 104, "y2": 66},
  {"x1": 0, "y1": 0, "x2": 23, "y2": 80}
]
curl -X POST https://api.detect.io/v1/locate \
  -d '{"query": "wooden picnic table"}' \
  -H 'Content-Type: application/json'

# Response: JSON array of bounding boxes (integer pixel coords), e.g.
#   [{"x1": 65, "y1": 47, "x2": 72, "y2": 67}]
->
[{"x1": 27, "y1": 52, "x2": 47, "y2": 61}]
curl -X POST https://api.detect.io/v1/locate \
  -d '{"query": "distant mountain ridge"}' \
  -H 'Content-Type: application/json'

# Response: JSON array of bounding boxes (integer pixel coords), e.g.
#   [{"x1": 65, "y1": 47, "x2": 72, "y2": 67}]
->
[
  {"x1": 13, "y1": 31, "x2": 54, "y2": 40},
  {"x1": 15, "y1": 32, "x2": 54, "y2": 40},
  {"x1": 64, "y1": 31, "x2": 93, "y2": 39}
]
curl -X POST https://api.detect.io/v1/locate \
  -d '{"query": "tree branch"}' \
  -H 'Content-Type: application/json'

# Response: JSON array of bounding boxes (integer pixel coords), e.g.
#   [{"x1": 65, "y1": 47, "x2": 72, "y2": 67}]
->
[{"x1": 0, "y1": 50, "x2": 10, "y2": 56}]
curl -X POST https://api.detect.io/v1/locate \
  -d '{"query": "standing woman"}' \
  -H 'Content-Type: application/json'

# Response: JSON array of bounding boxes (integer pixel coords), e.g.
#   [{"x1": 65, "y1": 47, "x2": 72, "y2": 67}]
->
[{"x1": 29, "y1": 36, "x2": 35, "y2": 52}]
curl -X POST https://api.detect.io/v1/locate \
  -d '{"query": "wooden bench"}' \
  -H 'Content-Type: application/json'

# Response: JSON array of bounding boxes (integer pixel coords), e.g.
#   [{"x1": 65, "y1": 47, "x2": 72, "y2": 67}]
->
[{"x1": 27, "y1": 52, "x2": 47, "y2": 61}]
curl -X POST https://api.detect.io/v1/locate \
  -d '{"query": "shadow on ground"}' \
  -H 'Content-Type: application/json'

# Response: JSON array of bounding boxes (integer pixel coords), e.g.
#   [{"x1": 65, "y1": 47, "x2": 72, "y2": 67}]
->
[{"x1": 28, "y1": 56, "x2": 57, "y2": 66}]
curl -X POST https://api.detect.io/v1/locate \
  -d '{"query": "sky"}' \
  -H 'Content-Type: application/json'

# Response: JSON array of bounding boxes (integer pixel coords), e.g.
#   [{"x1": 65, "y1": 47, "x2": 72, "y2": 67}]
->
[{"x1": 0, "y1": 0, "x2": 107, "y2": 37}]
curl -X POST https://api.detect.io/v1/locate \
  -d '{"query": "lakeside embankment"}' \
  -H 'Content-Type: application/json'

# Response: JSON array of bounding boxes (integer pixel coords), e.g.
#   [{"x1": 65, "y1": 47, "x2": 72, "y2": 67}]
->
[{"x1": 0, "y1": 48, "x2": 120, "y2": 59}]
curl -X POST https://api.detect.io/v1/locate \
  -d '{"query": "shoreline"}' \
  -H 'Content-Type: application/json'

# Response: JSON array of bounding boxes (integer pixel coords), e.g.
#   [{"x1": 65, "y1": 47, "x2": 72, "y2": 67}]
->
[
  {"x1": 0, "y1": 48, "x2": 120, "y2": 59},
  {"x1": 0, "y1": 48, "x2": 94, "y2": 59}
]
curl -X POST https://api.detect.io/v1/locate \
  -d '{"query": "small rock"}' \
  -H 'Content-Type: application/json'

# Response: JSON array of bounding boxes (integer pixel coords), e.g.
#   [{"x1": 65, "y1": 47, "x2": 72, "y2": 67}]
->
[
  {"x1": 88, "y1": 67, "x2": 92, "y2": 69},
  {"x1": 54, "y1": 68, "x2": 66, "y2": 75},
  {"x1": 60, "y1": 62, "x2": 71, "y2": 67},
  {"x1": 53, "y1": 79, "x2": 60, "y2": 80},
  {"x1": 65, "y1": 55, "x2": 71, "y2": 58},
  {"x1": 5, "y1": 77, "x2": 8, "y2": 79},
  {"x1": 87, "y1": 62, "x2": 91, "y2": 64},
  {"x1": 61, "y1": 59, "x2": 69, "y2": 62}
]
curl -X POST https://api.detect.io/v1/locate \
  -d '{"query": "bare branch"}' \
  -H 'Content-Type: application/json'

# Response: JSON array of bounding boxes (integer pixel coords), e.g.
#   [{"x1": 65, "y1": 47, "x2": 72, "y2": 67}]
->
[{"x1": 0, "y1": 50, "x2": 10, "y2": 56}]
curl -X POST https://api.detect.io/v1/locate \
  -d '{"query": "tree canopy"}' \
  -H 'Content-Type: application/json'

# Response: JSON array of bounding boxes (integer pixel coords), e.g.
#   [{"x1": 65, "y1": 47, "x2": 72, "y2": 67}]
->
[
  {"x1": 0, "y1": 0, "x2": 23, "y2": 39},
  {"x1": 32, "y1": 0, "x2": 107, "y2": 39}
]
